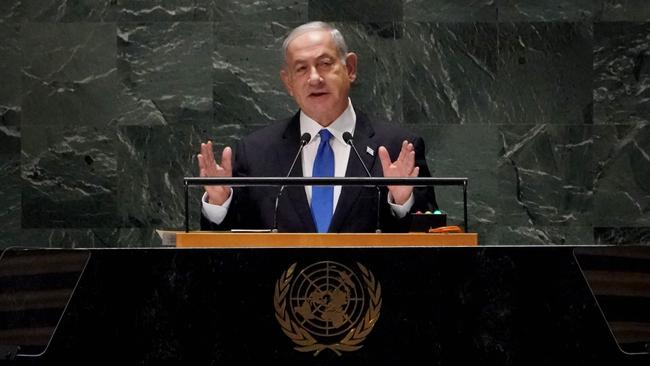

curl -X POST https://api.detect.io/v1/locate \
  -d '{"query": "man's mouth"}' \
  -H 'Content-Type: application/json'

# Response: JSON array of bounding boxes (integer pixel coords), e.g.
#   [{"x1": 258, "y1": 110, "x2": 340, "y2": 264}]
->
[{"x1": 309, "y1": 92, "x2": 329, "y2": 98}]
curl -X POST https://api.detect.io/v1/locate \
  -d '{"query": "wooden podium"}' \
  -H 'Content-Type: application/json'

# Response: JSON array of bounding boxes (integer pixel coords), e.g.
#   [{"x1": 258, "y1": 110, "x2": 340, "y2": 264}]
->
[{"x1": 175, "y1": 232, "x2": 478, "y2": 248}]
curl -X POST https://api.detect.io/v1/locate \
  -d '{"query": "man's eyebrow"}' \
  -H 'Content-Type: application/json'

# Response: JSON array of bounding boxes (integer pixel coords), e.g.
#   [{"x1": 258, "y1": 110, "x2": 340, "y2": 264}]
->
[
  {"x1": 317, "y1": 52, "x2": 336, "y2": 60},
  {"x1": 288, "y1": 57, "x2": 308, "y2": 65},
  {"x1": 292, "y1": 59, "x2": 307, "y2": 64},
  {"x1": 291, "y1": 52, "x2": 337, "y2": 64}
]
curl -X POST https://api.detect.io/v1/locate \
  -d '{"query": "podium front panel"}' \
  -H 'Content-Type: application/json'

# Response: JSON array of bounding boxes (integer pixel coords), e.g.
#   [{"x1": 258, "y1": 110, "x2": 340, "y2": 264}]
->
[{"x1": 5, "y1": 247, "x2": 649, "y2": 366}]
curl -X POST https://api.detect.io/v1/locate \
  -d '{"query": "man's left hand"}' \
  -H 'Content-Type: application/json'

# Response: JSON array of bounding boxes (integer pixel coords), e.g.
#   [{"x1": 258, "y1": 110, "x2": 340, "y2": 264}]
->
[{"x1": 378, "y1": 140, "x2": 420, "y2": 205}]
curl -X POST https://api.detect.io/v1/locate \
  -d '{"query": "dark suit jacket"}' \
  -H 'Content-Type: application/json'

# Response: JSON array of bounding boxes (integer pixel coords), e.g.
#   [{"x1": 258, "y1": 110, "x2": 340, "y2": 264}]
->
[{"x1": 200, "y1": 110, "x2": 437, "y2": 232}]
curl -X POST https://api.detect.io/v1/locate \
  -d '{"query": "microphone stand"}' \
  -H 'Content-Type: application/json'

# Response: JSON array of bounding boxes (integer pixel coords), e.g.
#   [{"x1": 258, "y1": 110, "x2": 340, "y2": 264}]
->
[
  {"x1": 343, "y1": 132, "x2": 382, "y2": 233},
  {"x1": 272, "y1": 133, "x2": 311, "y2": 232}
]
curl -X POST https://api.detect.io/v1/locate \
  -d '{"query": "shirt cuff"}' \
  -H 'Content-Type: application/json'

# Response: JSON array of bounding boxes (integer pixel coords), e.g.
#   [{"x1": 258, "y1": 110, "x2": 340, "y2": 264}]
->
[
  {"x1": 387, "y1": 192, "x2": 414, "y2": 219},
  {"x1": 201, "y1": 190, "x2": 233, "y2": 225}
]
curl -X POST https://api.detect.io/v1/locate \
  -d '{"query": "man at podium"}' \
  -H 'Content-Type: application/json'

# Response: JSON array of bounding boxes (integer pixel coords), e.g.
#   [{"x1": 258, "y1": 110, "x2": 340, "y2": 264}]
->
[{"x1": 197, "y1": 21, "x2": 437, "y2": 233}]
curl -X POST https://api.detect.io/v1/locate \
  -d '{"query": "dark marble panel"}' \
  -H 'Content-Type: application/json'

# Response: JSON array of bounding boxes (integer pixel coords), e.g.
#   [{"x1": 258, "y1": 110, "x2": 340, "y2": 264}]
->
[
  {"x1": 115, "y1": 121, "x2": 247, "y2": 233},
  {"x1": 308, "y1": 0, "x2": 403, "y2": 22},
  {"x1": 212, "y1": 0, "x2": 308, "y2": 21},
  {"x1": 496, "y1": 22, "x2": 593, "y2": 124},
  {"x1": 414, "y1": 124, "x2": 499, "y2": 224},
  {"x1": 11, "y1": 0, "x2": 116, "y2": 22},
  {"x1": 0, "y1": 57, "x2": 20, "y2": 155},
  {"x1": 0, "y1": 23, "x2": 22, "y2": 131},
  {"x1": 404, "y1": 0, "x2": 497, "y2": 22},
  {"x1": 402, "y1": 22, "x2": 498, "y2": 125},
  {"x1": 0, "y1": 0, "x2": 113, "y2": 22},
  {"x1": 0, "y1": 123, "x2": 20, "y2": 155},
  {"x1": 0, "y1": 1, "x2": 20, "y2": 22},
  {"x1": 0, "y1": 228, "x2": 162, "y2": 248},
  {"x1": 21, "y1": 125, "x2": 117, "y2": 228},
  {"x1": 117, "y1": 0, "x2": 210, "y2": 21},
  {"x1": 594, "y1": 227, "x2": 650, "y2": 244},
  {"x1": 116, "y1": 125, "x2": 212, "y2": 231},
  {"x1": 0, "y1": 154, "x2": 21, "y2": 240},
  {"x1": 592, "y1": 123, "x2": 650, "y2": 226},
  {"x1": 600, "y1": 0, "x2": 650, "y2": 21},
  {"x1": 0, "y1": 25, "x2": 21, "y2": 160},
  {"x1": 21, "y1": 23, "x2": 119, "y2": 126},
  {"x1": 338, "y1": 22, "x2": 404, "y2": 123},
  {"x1": 498, "y1": 0, "x2": 595, "y2": 21},
  {"x1": 117, "y1": 22, "x2": 212, "y2": 125},
  {"x1": 497, "y1": 124, "x2": 595, "y2": 229},
  {"x1": 496, "y1": 225, "x2": 594, "y2": 245},
  {"x1": 213, "y1": 22, "x2": 296, "y2": 127},
  {"x1": 111, "y1": 93, "x2": 174, "y2": 126},
  {"x1": 593, "y1": 22, "x2": 650, "y2": 124}
]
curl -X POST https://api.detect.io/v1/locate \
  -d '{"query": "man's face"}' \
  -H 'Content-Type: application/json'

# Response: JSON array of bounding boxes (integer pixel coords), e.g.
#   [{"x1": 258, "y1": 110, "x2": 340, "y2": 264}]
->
[{"x1": 280, "y1": 30, "x2": 357, "y2": 126}]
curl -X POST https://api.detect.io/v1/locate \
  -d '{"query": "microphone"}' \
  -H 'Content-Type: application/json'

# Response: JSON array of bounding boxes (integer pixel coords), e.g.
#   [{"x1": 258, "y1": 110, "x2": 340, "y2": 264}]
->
[
  {"x1": 272, "y1": 132, "x2": 311, "y2": 232},
  {"x1": 342, "y1": 132, "x2": 382, "y2": 233}
]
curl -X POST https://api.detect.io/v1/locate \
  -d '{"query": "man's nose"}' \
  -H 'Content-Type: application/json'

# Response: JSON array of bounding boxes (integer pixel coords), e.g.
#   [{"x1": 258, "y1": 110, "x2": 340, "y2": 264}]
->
[{"x1": 308, "y1": 66, "x2": 323, "y2": 85}]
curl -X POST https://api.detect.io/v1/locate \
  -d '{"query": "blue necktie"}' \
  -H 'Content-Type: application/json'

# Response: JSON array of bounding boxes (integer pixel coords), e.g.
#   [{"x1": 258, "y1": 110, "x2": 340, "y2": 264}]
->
[{"x1": 311, "y1": 129, "x2": 334, "y2": 233}]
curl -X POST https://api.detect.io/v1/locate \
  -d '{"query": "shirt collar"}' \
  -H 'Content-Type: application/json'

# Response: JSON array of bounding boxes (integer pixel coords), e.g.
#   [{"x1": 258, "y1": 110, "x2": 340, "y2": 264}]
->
[{"x1": 299, "y1": 100, "x2": 356, "y2": 145}]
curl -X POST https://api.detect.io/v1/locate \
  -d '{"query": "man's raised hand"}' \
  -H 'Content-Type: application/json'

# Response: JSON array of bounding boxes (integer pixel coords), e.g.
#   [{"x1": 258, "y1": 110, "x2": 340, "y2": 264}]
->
[
  {"x1": 378, "y1": 140, "x2": 419, "y2": 205},
  {"x1": 197, "y1": 141, "x2": 232, "y2": 205}
]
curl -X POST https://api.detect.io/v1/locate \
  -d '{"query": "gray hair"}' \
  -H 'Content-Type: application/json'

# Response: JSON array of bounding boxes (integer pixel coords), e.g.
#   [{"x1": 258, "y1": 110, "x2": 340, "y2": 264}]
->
[{"x1": 282, "y1": 21, "x2": 349, "y2": 67}]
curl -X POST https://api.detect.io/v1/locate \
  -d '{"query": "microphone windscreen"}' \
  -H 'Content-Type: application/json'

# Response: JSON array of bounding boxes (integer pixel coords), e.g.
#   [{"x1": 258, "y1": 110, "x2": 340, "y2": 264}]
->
[
  {"x1": 300, "y1": 132, "x2": 312, "y2": 144},
  {"x1": 342, "y1": 131, "x2": 353, "y2": 144}
]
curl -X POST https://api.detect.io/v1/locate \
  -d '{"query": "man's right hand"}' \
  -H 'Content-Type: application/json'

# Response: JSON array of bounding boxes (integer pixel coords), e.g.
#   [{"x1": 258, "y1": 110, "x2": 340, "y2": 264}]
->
[{"x1": 197, "y1": 141, "x2": 232, "y2": 205}]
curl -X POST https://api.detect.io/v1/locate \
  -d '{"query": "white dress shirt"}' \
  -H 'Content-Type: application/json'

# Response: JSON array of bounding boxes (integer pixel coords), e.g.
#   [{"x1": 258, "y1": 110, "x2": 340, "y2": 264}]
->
[
  {"x1": 202, "y1": 101, "x2": 413, "y2": 226},
  {"x1": 299, "y1": 101, "x2": 354, "y2": 212}
]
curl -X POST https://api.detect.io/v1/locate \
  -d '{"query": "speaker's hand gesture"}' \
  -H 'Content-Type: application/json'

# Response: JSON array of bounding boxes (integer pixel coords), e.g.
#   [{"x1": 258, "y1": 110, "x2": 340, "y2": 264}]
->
[
  {"x1": 378, "y1": 140, "x2": 419, "y2": 205},
  {"x1": 197, "y1": 141, "x2": 232, "y2": 205}
]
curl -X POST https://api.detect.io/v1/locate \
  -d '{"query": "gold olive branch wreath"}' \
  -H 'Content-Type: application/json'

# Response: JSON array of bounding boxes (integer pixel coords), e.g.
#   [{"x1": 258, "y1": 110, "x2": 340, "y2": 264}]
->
[{"x1": 274, "y1": 262, "x2": 382, "y2": 356}]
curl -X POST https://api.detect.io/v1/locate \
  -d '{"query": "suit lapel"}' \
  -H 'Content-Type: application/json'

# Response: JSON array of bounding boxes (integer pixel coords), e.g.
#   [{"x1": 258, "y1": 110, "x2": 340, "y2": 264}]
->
[
  {"x1": 277, "y1": 113, "x2": 316, "y2": 232},
  {"x1": 329, "y1": 112, "x2": 378, "y2": 232}
]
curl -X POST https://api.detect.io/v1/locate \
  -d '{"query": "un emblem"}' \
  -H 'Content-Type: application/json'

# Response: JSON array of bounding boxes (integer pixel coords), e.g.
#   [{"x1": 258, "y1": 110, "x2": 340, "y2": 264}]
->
[{"x1": 274, "y1": 261, "x2": 382, "y2": 356}]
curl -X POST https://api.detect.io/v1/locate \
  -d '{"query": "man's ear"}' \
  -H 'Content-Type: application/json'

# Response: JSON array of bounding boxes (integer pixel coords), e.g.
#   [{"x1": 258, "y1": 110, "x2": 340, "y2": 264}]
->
[
  {"x1": 345, "y1": 52, "x2": 358, "y2": 82},
  {"x1": 280, "y1": 69, "x2": 293, "y2": 96}
]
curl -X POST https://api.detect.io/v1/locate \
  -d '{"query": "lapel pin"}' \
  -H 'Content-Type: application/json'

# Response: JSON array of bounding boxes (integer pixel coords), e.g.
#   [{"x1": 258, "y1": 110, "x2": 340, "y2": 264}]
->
[{"x1": 366, "y1": 146, "x2": 374, "y2": 156}]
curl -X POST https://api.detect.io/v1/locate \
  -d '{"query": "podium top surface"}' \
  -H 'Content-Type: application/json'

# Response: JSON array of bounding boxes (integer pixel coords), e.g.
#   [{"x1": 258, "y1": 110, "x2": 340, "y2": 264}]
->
[{"x1": 173, "y1": 231, "x2": 478, "y2": 248}]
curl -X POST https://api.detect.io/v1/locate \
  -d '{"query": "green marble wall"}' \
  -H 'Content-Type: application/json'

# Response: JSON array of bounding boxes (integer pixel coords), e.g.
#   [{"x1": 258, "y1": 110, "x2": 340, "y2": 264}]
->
[{"x1": 0, "y1": 1, "x2": 649, "y2": 247}]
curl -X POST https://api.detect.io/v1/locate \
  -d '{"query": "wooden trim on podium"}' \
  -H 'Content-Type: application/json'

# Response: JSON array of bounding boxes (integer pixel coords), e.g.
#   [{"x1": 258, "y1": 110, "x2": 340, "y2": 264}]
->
[{"x1": 175, "y1": 232, "x2": 478, "y2": 248}]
